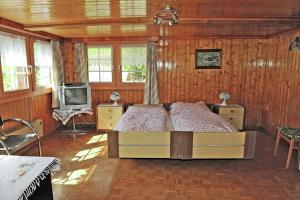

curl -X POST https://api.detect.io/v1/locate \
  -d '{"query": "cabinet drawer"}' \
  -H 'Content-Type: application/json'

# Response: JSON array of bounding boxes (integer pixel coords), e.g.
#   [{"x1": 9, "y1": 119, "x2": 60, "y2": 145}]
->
[
  {"x1": 219, "y1": 107, "x2": 244, "y2": 117},
  {"x1": 221, "y1": 115, "x2": 244, "y2": 130},
  {"x1": 119, "y1": 146, "x2": 170, "y2": 158},
  {"x1": 98, "y1": 114, "x2": 112, "y2": 129},
  {"x1": 119, "y1": 132, "x2": 170, "y2": 145},
  {"x1": 193, "y1": 146, "x2": 244, "y2": 159},
  {"x1": 193, "y1": 132, "x2": 245, "y2": 146},
  {"x1": 98, "y1": 107, "x2": 114, "y2": 117}
]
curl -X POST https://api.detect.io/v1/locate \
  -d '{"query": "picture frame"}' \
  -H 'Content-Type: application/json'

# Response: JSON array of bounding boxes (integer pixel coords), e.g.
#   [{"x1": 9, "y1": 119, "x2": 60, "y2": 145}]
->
[
  {"x1": 195, "y1": 49, "x2": 222, "y2": 69},
  {"x1": 289, "y1": 36, "x2": 300, "y2": 51}
]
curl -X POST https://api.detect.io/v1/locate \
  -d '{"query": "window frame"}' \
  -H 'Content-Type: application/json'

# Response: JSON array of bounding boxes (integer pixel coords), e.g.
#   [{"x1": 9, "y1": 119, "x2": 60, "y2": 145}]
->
[
  {"x1": 87, "y1": 42, "x2": 146, "y2": 90},
  {"x1": 87, "y1": 44, "x2": 115, "y2": 86},
  {"x1": 120, "y1": 43, "x2": 147, "y2": 84},
  {"x1": 0, "y1": 30, "x2": 31, "y2": 93},
  {"x1": 0, "y1": 28, "x2": 52, "y2": 104}
]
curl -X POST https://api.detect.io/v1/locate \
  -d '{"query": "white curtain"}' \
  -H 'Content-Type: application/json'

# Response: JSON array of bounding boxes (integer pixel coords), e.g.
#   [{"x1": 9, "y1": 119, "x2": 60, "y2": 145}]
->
[
  {"x1": 143, "y1": 42, "x2": 159, "y2": 104},
  {"x1": 51, "y1": 40, "x2": 64, "y2": 108},
  {"x1": 75, "y1": 43, "x2": 88, "y2": 83},
  {"x1": 0, "y1": 31, "x2": 28, "y2": 91},
  {"x1": 34, "y1": 40, "x2": 52, "y2": 87}
]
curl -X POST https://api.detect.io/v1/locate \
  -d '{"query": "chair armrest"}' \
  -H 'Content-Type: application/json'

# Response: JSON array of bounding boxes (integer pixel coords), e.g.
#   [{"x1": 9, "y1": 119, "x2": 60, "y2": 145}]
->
[{"x1": 2, "y1": 118, "x2": 38, "y2": 137}]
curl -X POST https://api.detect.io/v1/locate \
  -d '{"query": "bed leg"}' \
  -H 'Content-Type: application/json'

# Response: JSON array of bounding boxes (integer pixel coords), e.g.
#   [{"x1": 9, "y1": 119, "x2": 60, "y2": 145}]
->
[
  {"x1": 107, "y1": 131, "x2": 119, "y2": 158},
  {"x1": 244, "y1": 131, "x2": 257, "y2": 159}
]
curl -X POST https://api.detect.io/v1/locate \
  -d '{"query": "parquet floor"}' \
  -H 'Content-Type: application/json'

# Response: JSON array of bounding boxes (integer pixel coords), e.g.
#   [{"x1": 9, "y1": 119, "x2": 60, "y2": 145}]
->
[{"x1": 28, "y1": 130, "x2": 300, "y2": 200}]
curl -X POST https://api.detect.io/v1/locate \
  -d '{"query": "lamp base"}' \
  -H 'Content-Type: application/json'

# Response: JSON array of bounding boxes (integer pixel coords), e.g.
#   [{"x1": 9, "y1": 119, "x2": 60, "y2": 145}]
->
[
  {"x1": 113, "y1": 100, "x2": 119, "y2": 106},
  {"x1": 220, "y1": 99, "x2": 227, "y2": 106}
]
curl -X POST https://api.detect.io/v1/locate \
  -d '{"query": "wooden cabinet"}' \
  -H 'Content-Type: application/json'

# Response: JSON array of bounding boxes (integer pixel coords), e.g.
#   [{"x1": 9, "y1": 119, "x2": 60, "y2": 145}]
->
[
  {"x1": 213, "y1": 104, "x2": 244, "y2": 130},
  {"x1": 97, "y1": 104, "x2": 123, "y2": 131}
]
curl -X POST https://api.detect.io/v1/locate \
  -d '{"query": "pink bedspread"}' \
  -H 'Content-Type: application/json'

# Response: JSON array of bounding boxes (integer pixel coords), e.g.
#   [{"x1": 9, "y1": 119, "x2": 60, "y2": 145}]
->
[
  {"x1": 170, "y1": 102, "x2": 237, "y2": 132},
  {"x1": 114, "y1": 106, "x2": 173, "y2": 132}
]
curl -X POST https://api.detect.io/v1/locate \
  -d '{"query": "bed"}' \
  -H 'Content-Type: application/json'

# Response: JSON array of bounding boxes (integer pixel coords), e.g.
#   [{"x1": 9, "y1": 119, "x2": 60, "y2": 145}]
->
[
  {"x1": 107, "y1": 103, "x2": 256, "y2": 160},
  {"x1": 112, "y1": 105, "x2": 173, "y2": 158}
]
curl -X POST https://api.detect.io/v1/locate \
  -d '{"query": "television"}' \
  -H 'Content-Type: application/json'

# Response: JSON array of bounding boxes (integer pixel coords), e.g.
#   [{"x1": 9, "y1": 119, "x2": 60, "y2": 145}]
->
[{"x1": 59, "y1": 83, "x2": 92, "y2": 110}]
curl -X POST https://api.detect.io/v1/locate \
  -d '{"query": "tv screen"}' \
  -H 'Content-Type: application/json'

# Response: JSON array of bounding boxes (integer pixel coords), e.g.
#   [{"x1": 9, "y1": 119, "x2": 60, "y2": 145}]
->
[{"x1": 65, "y1": 88, "x2": 87, "y2": 105}]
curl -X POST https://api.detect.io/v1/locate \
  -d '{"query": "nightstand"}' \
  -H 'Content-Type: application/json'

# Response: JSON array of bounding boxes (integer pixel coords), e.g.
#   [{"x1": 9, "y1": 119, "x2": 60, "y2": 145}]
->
[
  {"x1": 212, "y1": 104, "x2": 244, "y2": 130},
  {"x1": 97, "y1": 104, "x2": 123, "y2": 131}
]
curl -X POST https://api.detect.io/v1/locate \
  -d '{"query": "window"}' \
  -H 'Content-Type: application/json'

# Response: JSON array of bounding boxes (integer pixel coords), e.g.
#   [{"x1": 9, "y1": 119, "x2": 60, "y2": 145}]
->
[
  {"x1": 121, "y1": 44, "x2": 147, "y2": 83},
  {"x1": 88, "y1": 46, "x2": 112, "y2": 82},
  {"x1": 85, "y1": 0, "x2": 110, "y2": 18},
  {"x1": 120, "y1": 0, "x2": 147, "y2": 17},
  {"x1": 33, "y1": 40, "x2": 52, "y2": 87},
  {"x1": 87, "y1": 43, "x2": 147, "y2": 86},
  {"x1": 0, "y1": 31, "x2": 29, "y2": 92}
]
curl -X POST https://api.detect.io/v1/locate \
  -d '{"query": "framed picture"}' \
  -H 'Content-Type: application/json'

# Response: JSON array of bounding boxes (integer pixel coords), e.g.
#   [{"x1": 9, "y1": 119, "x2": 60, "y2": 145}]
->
[
  {"x1": 289, "y1": 36, "x2": 300, "y2": 51},
  {"x1": 195, "y1": 49, "x2": 222, "y2": 69}
]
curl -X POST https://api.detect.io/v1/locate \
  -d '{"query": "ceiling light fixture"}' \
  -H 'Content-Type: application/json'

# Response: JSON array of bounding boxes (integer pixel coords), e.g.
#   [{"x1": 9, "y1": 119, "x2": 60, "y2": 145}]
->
[{"x1": 153, "y1": 5, "x2": 179, "y2": 26}]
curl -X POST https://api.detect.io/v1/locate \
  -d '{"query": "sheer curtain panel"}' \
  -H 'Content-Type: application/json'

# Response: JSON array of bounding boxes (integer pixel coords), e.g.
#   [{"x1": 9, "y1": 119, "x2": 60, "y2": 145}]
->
[
  {"x1": 51, "y1": 40, "x2": 64, "y2": 108},
  {"x1": 34, "y1": 40, "x2": 52, "y2": 87},
  {"x1": 143, "y1": 42, "x2": 159, "y2": 104},
  {"x1": 75, "y1": 43, "x2": 88, "y2": 83},
  {"x1": 0, "y1": 31, "x2": 29, "y2": 92}
]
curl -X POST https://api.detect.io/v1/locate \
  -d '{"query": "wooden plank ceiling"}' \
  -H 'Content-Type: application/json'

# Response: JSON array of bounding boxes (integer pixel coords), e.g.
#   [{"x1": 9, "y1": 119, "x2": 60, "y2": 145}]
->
[{"x1": 0, "y1": 0, "x2": 300, "y2": 39}]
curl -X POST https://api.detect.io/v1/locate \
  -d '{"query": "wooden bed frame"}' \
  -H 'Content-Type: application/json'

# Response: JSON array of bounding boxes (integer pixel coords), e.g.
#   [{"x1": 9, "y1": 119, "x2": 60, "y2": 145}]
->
[
  {"x1": 107, "y1": 131, "x2": 256, "y2": 159},
  {"x1": 107, "y1": 104, "x2": 257, "y2": 160}
]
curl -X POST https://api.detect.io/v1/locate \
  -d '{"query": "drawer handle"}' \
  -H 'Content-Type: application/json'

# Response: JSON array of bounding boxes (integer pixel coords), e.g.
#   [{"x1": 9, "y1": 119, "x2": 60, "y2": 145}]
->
[
  {"x1": 230, "y1": 117, "x2": 233, "y2": 120},
  {"x1": 230, "y1": 110, "x2": 234, "y2": 113}
]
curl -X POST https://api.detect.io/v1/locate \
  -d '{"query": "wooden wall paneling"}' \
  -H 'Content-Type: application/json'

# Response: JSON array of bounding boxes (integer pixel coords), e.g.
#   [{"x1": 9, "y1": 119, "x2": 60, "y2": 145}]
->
[
  {"x1": 180, "y1": 40, "x2": 186, "y2": 101},
  {"x1": 0, "y1": 93, "x2": 59, "y2": 135},
  {"x1": 174, "y1": 40, "x2": 179, "y2": 101},
  {"x1": 31, "y1": 93, "x2": 60, "y2": 135},
  {"x1": 157, "y1": 38, "x2": 267, "y2": 127},
  {"x1": 185, "y1": 40, "x2": 192, "y2": 102},
  {"x1": 262, "y1": 31, "x2": 300, "y2": 135},
  {"x1": 60, "y1": 33, "x2": 299, "y2": 131},
  {"x1": 221, "y1": 39, "x2": 230, "y2": 102},
  {"x1": 229, "y1": 40, "x2": 238, "y2": 103},
  {"x1": 173, "y1": 40, "x2": 178, "y2": 101},
  {"x1": 194, "y1": 40, "x2": 201, "y2": 101},
  {"x1": 61, "y1": 42, "x2": 77, "y2": 83}
]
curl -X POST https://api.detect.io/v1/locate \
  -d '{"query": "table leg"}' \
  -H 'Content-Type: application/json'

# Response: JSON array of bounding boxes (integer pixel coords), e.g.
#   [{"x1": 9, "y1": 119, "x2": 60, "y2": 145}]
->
[{"x1": 60, "y1": 116, "x2": 88, "y2": 139}]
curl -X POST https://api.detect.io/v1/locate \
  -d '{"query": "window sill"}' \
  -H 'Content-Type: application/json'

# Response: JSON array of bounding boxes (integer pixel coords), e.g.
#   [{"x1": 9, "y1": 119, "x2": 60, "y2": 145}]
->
[{"x1": 0, "y1": 88, "x2": 52, "y2": 104}]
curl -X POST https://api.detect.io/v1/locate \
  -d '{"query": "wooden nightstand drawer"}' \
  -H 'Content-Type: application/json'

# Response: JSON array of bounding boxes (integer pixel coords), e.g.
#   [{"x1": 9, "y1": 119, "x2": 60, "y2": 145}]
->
[
  {"x1": 97, "y1": 104, "x2": 123, "y2": 130},
  {"x1": 221, "y1": 115, "x2": 244, "y2": 130},
  {"x1": 219, "y1": 107, "x2": 244, "y2": 117},
  {"x1": 216, "y1": 105, "x2": 245, "y2": 130}
]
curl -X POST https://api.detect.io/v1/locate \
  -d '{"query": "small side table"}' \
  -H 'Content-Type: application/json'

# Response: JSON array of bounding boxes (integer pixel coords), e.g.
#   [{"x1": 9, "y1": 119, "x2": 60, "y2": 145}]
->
[
  {"x1": 212, "y1": 104, "x2": 245, "y2": 130},
  {"x1": 52, "y1": 108, "x2": 93, "y2": 139}
]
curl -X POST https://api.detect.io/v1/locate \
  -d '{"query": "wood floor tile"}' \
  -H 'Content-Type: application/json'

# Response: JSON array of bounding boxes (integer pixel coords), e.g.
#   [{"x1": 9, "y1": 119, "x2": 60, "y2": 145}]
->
[{"x1": 26, "y1": 131, "x2": 300, "y2": 200}]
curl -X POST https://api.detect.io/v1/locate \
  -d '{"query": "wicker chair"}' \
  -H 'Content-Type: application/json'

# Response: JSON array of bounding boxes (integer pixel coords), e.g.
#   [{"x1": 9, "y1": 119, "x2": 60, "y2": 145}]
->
[{"x1": 0, "y1": 116, "x2": 41, "y2": 156}]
